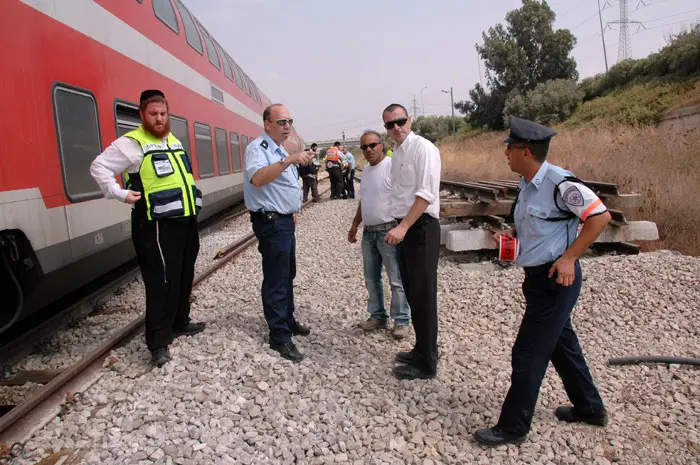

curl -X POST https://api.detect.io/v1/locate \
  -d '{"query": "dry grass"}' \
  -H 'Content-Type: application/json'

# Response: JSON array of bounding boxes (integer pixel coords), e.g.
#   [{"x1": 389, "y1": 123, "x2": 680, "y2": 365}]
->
[{"x1": 439, "y1": 125, "x2": 700, "y2": 256}]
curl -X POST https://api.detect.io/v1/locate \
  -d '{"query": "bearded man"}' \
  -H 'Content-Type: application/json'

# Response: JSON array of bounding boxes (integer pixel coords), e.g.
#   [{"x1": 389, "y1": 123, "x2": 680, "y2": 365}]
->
[{"x1": 90, "y1": 89, "x2": 205, "y2": 367}]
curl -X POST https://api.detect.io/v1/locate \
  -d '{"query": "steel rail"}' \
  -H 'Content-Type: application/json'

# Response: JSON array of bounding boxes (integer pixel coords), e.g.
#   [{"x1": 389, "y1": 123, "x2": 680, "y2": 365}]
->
[{"x1": 0, "y1": 184, "x2": 332, "y2": 451}]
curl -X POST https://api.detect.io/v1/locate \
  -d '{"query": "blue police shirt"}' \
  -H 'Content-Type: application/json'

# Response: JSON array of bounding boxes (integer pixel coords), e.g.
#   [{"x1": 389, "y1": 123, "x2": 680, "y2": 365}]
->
[
  {"x1": 345, "y1": 153, "x2": 355, "y2": 169},
  {"x1": 243, "y1": 133, "x2": 302, "y2": 214},
  {"x1": 514, "y1": 162, "x2": 581, "y2": 267}
]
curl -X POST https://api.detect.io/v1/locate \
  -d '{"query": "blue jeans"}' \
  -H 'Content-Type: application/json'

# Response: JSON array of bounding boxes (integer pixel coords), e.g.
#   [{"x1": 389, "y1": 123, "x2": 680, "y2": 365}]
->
[{"x1": 361, "y1": 229, "x2": 410, "y2": 325}]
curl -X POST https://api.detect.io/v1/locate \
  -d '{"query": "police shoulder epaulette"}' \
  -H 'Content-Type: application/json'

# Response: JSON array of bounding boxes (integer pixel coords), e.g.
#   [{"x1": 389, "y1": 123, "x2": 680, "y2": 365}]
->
[{"x1": 260, "y1": 140, "x2": 268, "y2": 149}]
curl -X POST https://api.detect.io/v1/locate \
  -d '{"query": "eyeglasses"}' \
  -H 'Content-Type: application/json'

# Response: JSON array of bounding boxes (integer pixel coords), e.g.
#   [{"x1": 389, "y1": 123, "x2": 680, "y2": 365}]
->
[
  {"x1": 268, "y1": 118, "x2": 293, "y2": 126},
  {"x1": 384, "y1": 118, "x2": 408, "y2": 130},
  {"x1": 360, "y1": 142, "x2": 381, "y2": 151}
]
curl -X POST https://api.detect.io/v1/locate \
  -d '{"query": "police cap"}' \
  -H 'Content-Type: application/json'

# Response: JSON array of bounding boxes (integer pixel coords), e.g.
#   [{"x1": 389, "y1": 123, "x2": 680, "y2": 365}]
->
[
  {"x1": 504, "y1": 116, "x2": 557, "y2": 144},
  {"x1": 140, "y1": 89, "x2": 165, "y2": 103}
]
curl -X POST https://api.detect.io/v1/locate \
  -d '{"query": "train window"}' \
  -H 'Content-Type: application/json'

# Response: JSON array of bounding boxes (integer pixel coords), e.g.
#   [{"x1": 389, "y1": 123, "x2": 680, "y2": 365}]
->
[
  {"x1": 53, "y1": 85, "x2": 103, "y2": 202},
  {"x1": 114, "y1": 102, "x2": 140, "y2": 137},
  {"x1": 252, "y1": 83, "x2": 261, "y2": 105},
  {"x1": 170, "y1": 115, "x2": 191, "y2": 156},
  {"x1": 214, "y1": 41, "x2": 234, "y2": 82},
  {"x1": 174, "y1": 0, "x2": 203, "y2": 55},
  {"x1": 211, "y1": 84, "x2": 224, "y2": 105},
  {"x1": 194, "y1": 122, "x2": 215, "y2": 178},
  {"x1": 230, "y1": 132, "x2": 241, "y2": 172},
  {"x1": 215, "y1": 128, "x2": 230, "y2": 175},
  {"x1": 195, "y1": 20, "x2": 220, "y2": 70},
  {"x1": 242, "y1": 73, "x2": 252, "y2": 97},
  {"x1": 226, "y1": 54, "x2": 244, "y2": 90},
  {"x1": 153, "y1": 0, "x2": 179, "y2": 34},
  {"x1": 241, "y1": 135, "x2": 249, "y2": 150}
]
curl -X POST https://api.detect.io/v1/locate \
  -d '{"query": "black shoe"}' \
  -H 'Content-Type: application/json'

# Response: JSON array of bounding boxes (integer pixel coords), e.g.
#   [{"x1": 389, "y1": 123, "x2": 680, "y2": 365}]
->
[
  {"x1": 291, "y1": 322, "x2": 311, "y2": 337},
  {"x1": 151, "y1": 347, "x2": 171, "y2": 367},
  {"x1": 555, "y1": 406, "x2": 608, "y2": 426},
  {"x1": 270, "y1": 341, "x2": 304, "y2": 363},
  {"x1": 392, "y1": 364, "x2": 435, "y2": 380},
  {"x1": 395, "y1": 350, "x2": 417, "y2": 365},
  {"x1": 473, "y1": 427, "x2": 527, "y2": 446},
  {"x1": 173, "y1": 322, "x2": 206, "y2": 337}
]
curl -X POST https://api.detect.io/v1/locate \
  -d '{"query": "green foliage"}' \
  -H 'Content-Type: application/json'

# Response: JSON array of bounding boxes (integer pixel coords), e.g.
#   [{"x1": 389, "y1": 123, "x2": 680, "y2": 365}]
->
[
  {"x1": 456, "y1": 0, "x2": 578, "y2": 130},
  {"x1": 567, "y1": 79, "x2": 700, "y2": 126},
  {"x1": 411, "y1": 115, "x2": 466, "y2": 143},
  {"x1": 578, "y1": 24, "x2": 700, "y2": 100},
  {"x1": 504, "y1": 79, "x2": 583, "y2": 125}
]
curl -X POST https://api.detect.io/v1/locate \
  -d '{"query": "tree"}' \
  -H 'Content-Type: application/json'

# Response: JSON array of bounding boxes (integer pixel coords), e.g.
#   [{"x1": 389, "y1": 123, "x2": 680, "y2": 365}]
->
[
  {"x1": 504, "y1": 79, "x2": 584, "y2": 125},
  {"x1": 456, "y1": 0, "x2": 578, "y2": 129},
  {"x1": 411, "y1": 115, "x2": 466, "y2": 143}
]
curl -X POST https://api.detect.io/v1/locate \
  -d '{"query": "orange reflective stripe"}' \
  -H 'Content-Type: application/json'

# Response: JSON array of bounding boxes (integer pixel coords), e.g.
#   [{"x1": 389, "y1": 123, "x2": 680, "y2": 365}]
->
[{"x1": 581, "y1": 199, "x2": 603, "y2": 221}]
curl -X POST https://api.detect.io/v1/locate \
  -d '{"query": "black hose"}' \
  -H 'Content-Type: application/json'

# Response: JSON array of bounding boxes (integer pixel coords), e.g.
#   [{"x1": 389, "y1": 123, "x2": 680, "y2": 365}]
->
[
  {"x1": 608, "y1": 356, "x2": 700, "y2": 367},
  {"x1": 0, "y1": 252, "x2": 23, "y2": 333}
]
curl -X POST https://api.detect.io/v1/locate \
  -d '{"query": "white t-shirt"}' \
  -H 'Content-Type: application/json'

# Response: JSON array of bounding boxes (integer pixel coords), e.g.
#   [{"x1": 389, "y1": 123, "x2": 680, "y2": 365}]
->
[{"x1": 359, "y1": 157, "x2": 395, "y2": 226}]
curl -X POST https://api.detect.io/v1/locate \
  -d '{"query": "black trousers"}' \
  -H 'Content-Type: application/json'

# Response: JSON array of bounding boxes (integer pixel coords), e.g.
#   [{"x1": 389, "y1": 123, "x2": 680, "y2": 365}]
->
[
  {"x1": 397, "y1": 214, "x2": 440, "y2": 374},
  {"x1": 131, "y1": 215, "x2": 199, "y2": 352},
  {"x1": 302, "y1": 176, "x2": 319, "y2": 202},
  {"x1": 344, "y1": 169, "x2": 355, "y2": 199},
  {"x1": 497, "y1": 261, "x2": 605, "y2": 435},
  {"x1": 328, "y1": 167, "x2": 343, "y2": 199},
  {"x1": 251, "y1": 214, "x2": 297, "y2": 345}
]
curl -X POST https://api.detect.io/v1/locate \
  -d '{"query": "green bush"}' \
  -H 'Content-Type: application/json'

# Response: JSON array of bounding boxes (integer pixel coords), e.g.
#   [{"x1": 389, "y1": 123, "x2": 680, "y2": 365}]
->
[{"x1": 504, "y1": 79, "x2": 584, "y2": 125}]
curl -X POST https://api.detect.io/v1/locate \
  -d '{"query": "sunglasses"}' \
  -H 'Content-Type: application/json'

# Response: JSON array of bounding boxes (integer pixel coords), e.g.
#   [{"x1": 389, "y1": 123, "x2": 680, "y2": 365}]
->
[
  {"x1": 360, "y1": 142, "x2": 381, "y2": 151},
  {"x1": 268, "y1": 118, "x2": 293, "y2": 126},
  {"x1": 384, "y1": 118, "x2": 408, "y2": 130}
]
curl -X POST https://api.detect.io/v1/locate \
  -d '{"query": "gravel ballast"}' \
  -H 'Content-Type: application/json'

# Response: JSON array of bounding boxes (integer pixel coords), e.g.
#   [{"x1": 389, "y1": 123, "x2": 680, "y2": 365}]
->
[{"x1": 14, "y1": 191, "x2": 700, "y2": 465}]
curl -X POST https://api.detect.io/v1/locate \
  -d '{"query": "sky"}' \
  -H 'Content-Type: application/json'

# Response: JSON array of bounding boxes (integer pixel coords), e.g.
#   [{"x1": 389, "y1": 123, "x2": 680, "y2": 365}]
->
[{"x1": 186, "y1": 0, "x2": 700, "y2": 142}]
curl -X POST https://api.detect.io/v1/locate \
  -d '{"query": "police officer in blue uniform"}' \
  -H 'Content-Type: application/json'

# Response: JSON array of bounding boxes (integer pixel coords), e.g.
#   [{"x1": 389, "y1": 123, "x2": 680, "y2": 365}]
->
[
  {"x1": 474, "y1": 116, "x2": 612, "y2": 446},
  {"x1": 244, "y1": 104, "x2": 314, "y2": 363}
]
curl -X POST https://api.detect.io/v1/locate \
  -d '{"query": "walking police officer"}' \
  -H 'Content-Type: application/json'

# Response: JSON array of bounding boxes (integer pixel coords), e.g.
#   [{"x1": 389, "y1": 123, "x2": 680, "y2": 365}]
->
[
  {"x1": 90, "y1": 90, "x2": 205, "y2": 367},
  {"x1": 474, "y1": 116, "x2": 611, "y2": 446},
  {"x1": 244, "y1": 104, "x2": 314, "y2": 363}
]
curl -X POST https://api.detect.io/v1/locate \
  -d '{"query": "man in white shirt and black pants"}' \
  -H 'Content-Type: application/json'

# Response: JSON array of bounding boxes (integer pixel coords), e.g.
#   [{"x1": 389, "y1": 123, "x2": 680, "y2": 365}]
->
[{"x1": 383, "y1": 104, "x2": 441, "y2": 380}]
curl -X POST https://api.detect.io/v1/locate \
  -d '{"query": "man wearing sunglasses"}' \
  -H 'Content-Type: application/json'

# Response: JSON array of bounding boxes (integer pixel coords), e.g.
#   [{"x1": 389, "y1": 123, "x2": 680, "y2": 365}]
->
[
  {"x1": 382, "y1": 104, "x2": 441, "y2": 381},
  {"x1": 474, "y1": 116, "x2": 610, "y2": 446},
  {"x1": 244, "y1": 104, "x2": 315, "y2": 363},
  {"x1": 348, "y1": 130, "x2": 410, "y2": 339}
]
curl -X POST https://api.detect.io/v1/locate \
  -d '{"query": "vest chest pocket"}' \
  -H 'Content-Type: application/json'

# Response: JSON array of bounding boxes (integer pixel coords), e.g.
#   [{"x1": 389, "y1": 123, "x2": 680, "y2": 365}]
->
[
  {"x1": 151, "y1": 153, "x2": 175, "y2": 177},
  {"x1": 149, "y1": 187, "x2": 185, "y2": 219}
]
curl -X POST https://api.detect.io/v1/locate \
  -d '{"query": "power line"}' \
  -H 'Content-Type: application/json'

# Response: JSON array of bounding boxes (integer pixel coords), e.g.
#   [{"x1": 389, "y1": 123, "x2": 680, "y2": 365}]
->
[{"x1": 644, "y1": 7, "x2": 700, "y2": 23}]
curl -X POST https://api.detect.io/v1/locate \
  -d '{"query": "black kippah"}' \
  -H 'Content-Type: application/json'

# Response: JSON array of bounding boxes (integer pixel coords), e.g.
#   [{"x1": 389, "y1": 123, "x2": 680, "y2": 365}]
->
[{"x1": 140, "y1": 89, "x2": 165, "y2": 103}]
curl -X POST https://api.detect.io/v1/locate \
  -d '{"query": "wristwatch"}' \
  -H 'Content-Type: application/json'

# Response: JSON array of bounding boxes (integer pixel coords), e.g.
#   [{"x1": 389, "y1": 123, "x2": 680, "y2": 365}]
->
[{"x1": 278, "y1": 159, "x2": 288, "y2": 169}]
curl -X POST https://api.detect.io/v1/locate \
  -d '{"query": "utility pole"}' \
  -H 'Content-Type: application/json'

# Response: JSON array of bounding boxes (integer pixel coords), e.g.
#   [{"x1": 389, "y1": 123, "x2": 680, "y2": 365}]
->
[
  {"x1": 442, "y1": 87, "x2": 456, "y2": 143},
  {"x1": 597, "y1": 0, "x2": 609, "y2": 72},
  {"x1": 411, "y1": 94, "x2": 418, "y2": 119}
]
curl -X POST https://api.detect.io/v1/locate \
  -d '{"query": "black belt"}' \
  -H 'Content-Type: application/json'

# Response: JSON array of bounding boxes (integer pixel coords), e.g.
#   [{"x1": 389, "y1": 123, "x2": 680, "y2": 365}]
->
[
  {"x1": 364, "y1": 220, "x2": 398, "y2": 232},
  {"x1": 250, "y1": 211, "x2": 293, "y2": 222}
]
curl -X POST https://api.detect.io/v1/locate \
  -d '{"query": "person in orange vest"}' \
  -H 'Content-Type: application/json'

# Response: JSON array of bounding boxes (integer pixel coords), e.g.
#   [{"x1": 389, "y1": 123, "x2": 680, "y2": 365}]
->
[{"x1": 325, "y1": 142, "x2": 344, "y2": 199}]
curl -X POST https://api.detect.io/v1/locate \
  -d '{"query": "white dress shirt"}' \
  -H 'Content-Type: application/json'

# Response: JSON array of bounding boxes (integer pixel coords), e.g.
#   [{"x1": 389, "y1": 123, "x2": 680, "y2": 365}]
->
[
  {"x1": 90, "y1": 136, "x2": 148, "y2": 202},
  {"x1": 358, "y1": 157, "x2": 394, "y2": 226},
  {"x1": 389, "y1": 131, "x2": 441, "y2": 219}
]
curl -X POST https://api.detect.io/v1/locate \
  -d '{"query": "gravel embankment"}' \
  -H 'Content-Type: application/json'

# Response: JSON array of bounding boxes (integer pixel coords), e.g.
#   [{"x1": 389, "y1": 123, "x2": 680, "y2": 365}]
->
[{"x1": 14, "y1": 192, "x2": 700, "y2": 465}]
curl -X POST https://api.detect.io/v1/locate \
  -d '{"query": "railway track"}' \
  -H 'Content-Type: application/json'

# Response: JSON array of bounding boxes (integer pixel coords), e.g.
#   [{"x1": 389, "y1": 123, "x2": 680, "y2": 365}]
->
[{"x1": 0, "y1": 179, "x2": 331, "y2": 462}]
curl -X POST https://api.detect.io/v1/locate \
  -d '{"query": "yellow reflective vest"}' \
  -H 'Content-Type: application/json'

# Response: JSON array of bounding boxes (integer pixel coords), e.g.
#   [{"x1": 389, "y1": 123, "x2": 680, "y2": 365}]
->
[{"x1": 124, "y1": 126, "x2": 202, "y2": 221}]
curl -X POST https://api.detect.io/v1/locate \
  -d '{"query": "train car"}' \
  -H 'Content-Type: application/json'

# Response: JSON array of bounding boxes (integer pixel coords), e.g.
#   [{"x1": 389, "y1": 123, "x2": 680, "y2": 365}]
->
[{"x1": 0, "y1": 0, "x2": 304, "y2": 334}]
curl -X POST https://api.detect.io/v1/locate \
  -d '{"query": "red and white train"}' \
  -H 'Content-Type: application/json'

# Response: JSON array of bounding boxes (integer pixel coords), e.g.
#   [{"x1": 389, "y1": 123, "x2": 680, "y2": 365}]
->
[{"x1": 0, "y1": 0, "x2": 304, "y2": 333}]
